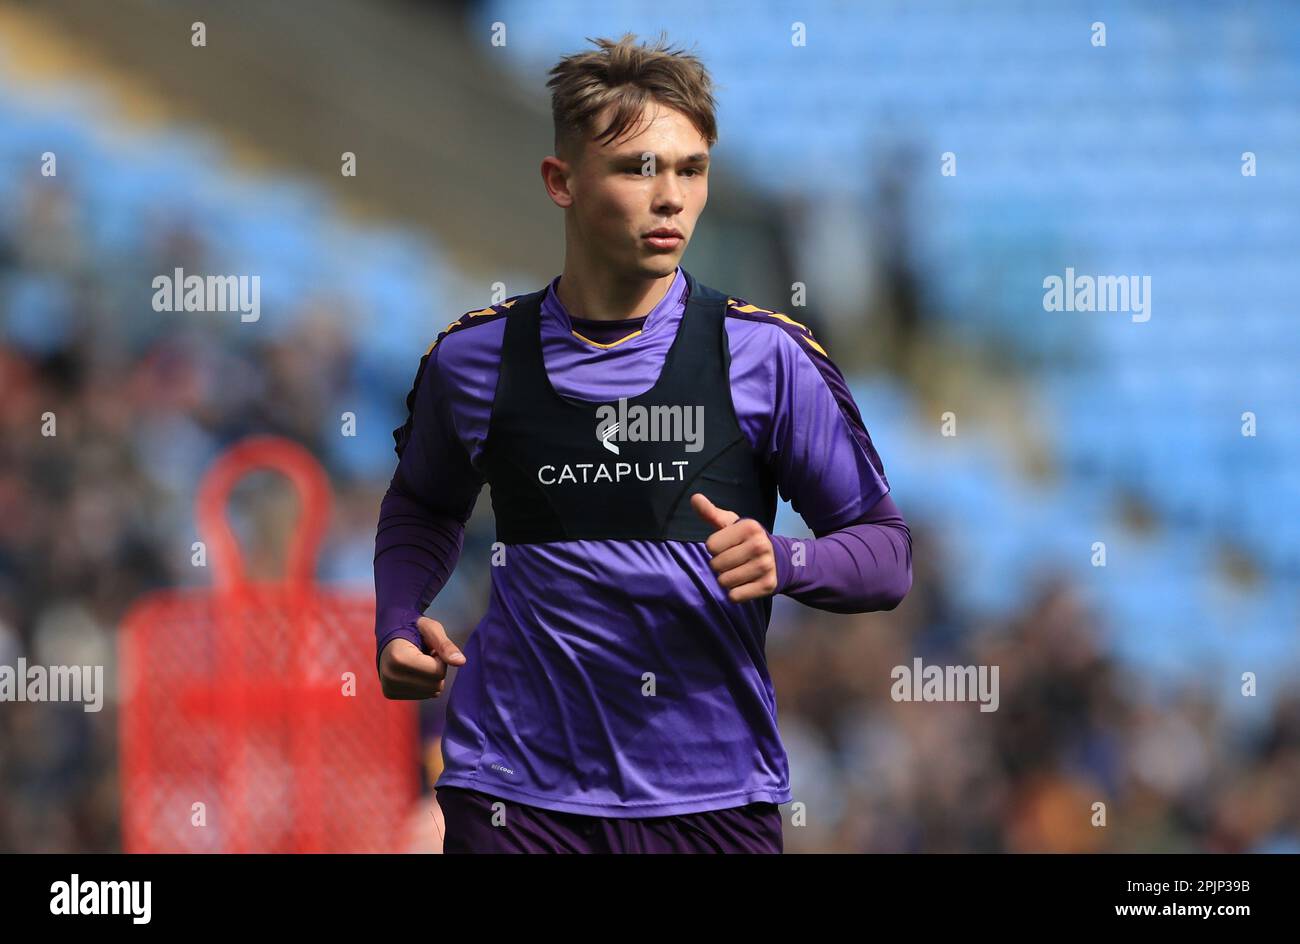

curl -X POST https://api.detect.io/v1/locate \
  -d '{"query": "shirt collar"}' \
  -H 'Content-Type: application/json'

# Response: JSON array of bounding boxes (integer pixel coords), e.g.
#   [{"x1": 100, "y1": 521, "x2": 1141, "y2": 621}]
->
[{"x1": 543, "y1": 266, "x2": 686, "y2": 337}]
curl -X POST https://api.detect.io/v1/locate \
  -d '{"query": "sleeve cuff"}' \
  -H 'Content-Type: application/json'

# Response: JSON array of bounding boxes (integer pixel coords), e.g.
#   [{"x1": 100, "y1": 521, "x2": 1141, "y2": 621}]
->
[{"x1": 768, "y1": 532, "x2": 796, "y2": 595}]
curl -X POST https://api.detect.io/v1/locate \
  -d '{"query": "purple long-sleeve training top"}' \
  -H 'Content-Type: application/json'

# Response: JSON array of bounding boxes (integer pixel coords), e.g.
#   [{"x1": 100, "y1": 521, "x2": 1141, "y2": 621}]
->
[{"x1": 374, "y1": 266, "x2": 912, "y2": 817}]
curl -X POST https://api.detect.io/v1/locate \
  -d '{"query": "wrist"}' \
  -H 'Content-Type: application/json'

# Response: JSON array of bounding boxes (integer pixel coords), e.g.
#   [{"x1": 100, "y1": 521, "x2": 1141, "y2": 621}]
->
[{"x1": 768, "y1": 532, "x2": 796, "y2": 595}]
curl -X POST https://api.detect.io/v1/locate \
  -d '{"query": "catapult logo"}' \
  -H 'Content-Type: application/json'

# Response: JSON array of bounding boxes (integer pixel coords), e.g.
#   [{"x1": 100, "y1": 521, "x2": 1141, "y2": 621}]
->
[{"x1": 535, "y1": 398, "x2": 705, "y2": 487}]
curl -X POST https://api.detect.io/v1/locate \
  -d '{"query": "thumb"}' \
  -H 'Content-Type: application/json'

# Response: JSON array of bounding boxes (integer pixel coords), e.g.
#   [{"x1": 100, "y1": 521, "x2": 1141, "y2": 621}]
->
[
  {"x1": 416, "y1": 616, "x2": 466, "y2": 666},
  {"x1": 691, "y1": 492, "x2": 739, "y2": 531}
]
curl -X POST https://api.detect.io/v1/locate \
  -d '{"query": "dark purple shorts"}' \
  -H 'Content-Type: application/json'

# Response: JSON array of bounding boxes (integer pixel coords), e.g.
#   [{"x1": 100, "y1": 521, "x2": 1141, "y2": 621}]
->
[{"x1": 436, "y1": 786, "x2": 784, "y2": 854}]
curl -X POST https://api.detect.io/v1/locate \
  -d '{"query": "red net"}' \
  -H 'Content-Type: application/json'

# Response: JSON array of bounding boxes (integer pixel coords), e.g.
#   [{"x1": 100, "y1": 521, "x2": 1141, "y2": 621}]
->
[{"x1": 119, "y1": 436, "x2": 418, "y2": 852}]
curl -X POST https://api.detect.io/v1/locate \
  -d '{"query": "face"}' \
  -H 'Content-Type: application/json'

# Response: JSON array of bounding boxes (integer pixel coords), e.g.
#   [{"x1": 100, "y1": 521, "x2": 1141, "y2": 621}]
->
[{"x1": 544, "y1": 99, "x2": 710, "y2": 280}]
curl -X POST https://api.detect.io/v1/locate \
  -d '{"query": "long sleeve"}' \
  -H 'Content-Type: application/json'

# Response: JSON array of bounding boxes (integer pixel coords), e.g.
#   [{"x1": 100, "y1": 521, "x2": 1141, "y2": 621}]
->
[
  {"x1": 374, "y1": 332, "x2": 484, "y2": 667},
  {"x1": 740, "y1": 308, "x2": 911, "y2": 615},
  {"x1": 373, "y1": 482, "x2": 466, "y2": 659},
  {"x1": 767, "y1": 491, "x2": 912, "y2": 614}
]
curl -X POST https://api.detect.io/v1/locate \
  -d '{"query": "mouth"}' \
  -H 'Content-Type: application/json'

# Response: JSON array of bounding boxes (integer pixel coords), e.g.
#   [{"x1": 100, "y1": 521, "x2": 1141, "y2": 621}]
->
[{"x1": 643, "y1": 229, "x2": 683, "y2": 251}]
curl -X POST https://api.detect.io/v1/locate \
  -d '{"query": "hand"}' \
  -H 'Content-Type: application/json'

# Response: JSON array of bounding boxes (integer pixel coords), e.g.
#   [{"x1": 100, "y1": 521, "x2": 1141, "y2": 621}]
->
[
  {"x1": 378, "y1": 616, "x2": 466, "y2": 700},
  {"x1": 690, "y1": 492, "x2": 780, "y2": 603}
]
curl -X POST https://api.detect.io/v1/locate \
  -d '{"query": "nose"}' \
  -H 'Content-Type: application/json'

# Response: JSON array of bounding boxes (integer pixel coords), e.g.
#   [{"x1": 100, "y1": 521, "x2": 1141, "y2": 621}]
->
[{"x1": 651, "y1": 171, "x2": 685, "y2": 217}]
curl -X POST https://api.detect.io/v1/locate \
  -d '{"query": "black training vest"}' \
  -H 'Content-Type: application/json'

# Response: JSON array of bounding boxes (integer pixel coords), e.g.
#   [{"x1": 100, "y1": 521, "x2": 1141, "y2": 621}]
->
[{"x1": 478, "y1": 269, "x2": 778, "y2": 545}]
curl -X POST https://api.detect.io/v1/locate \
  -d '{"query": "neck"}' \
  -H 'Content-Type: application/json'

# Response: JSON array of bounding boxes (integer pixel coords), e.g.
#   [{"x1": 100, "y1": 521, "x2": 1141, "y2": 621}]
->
[{"x1": 555, "y1": 263, "x2": 677, "y2": 322}]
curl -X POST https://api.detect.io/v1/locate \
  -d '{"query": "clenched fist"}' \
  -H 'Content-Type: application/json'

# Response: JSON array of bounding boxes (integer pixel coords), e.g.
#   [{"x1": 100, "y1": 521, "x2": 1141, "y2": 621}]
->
[
  {"x1": 378, "y1": 616, "x2": 466, "y2": 699},
  {"x1": 691, "y1": 492, "x2": 780, "y2": 603}
]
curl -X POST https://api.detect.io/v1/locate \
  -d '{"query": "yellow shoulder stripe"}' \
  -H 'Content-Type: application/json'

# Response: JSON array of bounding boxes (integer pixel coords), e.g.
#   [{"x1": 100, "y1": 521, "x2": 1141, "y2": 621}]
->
[
  {"x1": 800, "y1": 334, "x2": 828, "y2": 357},
  {"x1": 726, "y1": 298, "x2": 811, "y2": 333},
  {"x1": 422, "y1": 297, "x2": 518, "y2": 355}
]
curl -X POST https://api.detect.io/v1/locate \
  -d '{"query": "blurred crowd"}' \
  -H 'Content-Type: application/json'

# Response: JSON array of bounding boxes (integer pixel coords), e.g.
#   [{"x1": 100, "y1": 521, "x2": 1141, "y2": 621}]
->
[
  {"x1": 768, "y1": 552, "x2": 1300, "y2": 853},
  {"x1": 0, "y1": 176, "x2": 387, "y2": 851}
]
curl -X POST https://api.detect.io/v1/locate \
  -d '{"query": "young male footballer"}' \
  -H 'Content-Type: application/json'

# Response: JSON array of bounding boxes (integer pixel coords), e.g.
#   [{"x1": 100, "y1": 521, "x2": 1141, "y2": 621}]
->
[{"x1": 373, "y1": 33, "x2": 912, "y2": 853}]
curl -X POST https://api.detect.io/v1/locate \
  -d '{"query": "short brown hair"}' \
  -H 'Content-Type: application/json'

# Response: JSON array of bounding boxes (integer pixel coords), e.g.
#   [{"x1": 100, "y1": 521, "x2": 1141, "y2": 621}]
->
[{"x1": 546, "y1": 31, "x2": 718, "y2": 163}]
